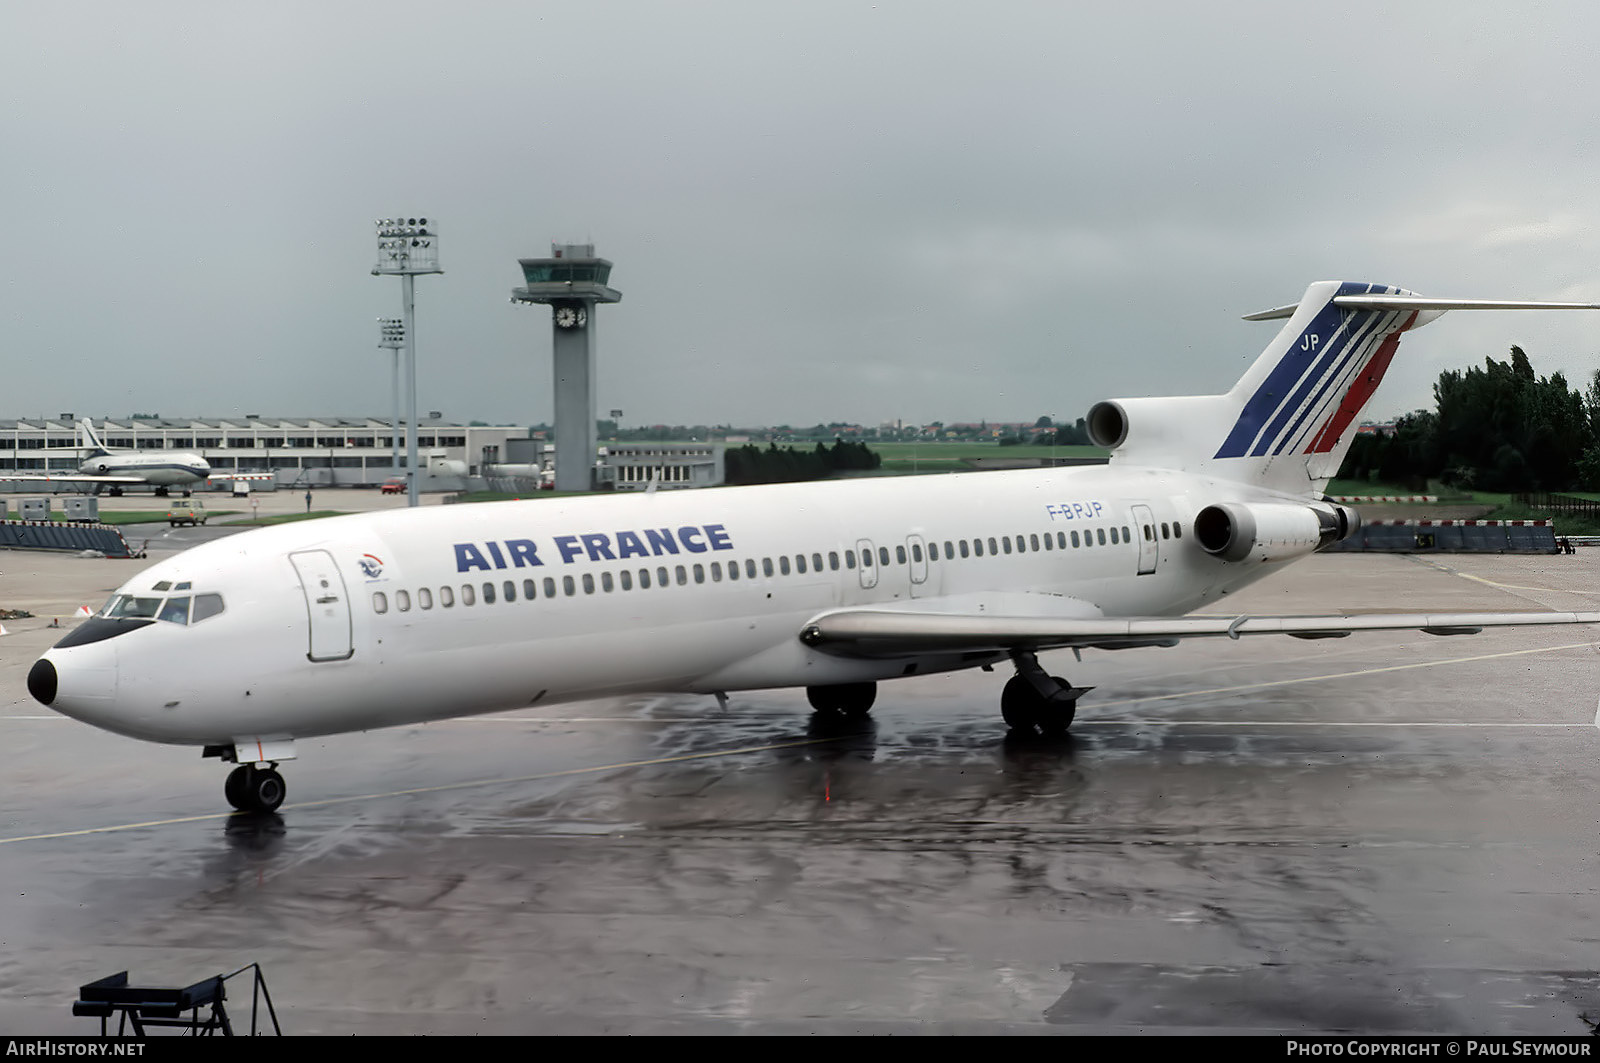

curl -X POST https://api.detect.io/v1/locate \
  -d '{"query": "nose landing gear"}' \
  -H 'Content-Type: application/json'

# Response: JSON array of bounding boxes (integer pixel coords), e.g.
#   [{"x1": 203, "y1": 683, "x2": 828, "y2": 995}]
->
[{"x1": 224, "y1": 764, "x2": 286, "y2": 814}]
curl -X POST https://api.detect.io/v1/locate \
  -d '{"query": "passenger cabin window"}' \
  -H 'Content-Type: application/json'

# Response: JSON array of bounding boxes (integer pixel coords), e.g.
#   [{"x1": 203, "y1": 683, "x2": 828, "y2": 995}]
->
[
  {"x1": 440, "y1": 586, "x2": 455, "y2": 607},
  {"x1": 896, "y1": 545, "x2": 907, "y2": 564},
  {"x1": 373, "y1": 592, "x2": 388, "y2": 614},
  {"x1": 1097, "y1": 528, "x2": 1107, "y2": 545},
  {"x1": 544, "y1": 577, "x2": 558, "y2": 597},
  {"x1": 481, "y1": 582, "x2": 496, "y2": 604},
  {"x1": 504, "y1": 580, "x2": 517, "y2": 601},
  {"x1": 397, "y1": 590, "x2": 411, "y2": 612},
  {"x1": 419, "y1": 588, "x2": 433, "y2": 609},
  {"x1": 523, "y1": 579, "x2": 537, "y2": 599},
  {"x1": 461, "y1": 584, "x2": 477, "y2": 606}
]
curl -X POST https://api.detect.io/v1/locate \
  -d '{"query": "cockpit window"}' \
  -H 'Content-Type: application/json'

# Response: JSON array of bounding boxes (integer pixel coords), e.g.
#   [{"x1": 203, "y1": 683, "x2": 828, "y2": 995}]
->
[
  {"x1": 192, "y1": 593, "x2": 225, "y2": 624},
  {"x1": 107, "y1": 596, "x2": 162, "y2": 619},
  {"x1": 153, "y1": 581, "x2": 172, "y2": 591},
  {"x1": 158, "y1": 596, "x2": 191, "y2": 625}
]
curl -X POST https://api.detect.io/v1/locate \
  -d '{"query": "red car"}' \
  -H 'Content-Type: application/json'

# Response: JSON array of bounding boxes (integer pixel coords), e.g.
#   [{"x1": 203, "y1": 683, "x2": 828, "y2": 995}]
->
[{"x1": 380, "y1": 479, "x2": 405, "y2": 495}]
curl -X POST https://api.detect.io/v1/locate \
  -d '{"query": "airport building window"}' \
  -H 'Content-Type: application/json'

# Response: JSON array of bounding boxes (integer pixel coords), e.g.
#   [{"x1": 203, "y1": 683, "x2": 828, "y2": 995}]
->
[
  {"x1": 192, "y1": 594, "x2": 225, "y2": 623},
  {"x1": 462, "y1": 584, "x2": 477, "y2": 606},
  {"x1": 373, "y1": 592, "x2": 388, "y2": 614},
  {"x1": 419, "y1": 588, "x2": 433, "y2": 609},
  {"x1": 440, "y1": 586, "x2": 454, "y2": 607},
  {"x1": 397, "y1": 590, "x2": 411, "y2": 612},
  {"x1": 582, "y1": 574, "x2": 594, "y2": 594},
  {"x1": 563, "y1": 576, "x2": 576, "y2": 597}
]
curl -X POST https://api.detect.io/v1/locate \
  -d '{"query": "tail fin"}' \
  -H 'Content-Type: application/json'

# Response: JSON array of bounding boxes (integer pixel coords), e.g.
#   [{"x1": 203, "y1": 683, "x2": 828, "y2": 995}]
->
[
  {"x1": 1088, "y1": 281, "x2": 1600, "y2": 497},
  {"x1": 78, "y1": 418, "x2": 109, "y2": 458}
]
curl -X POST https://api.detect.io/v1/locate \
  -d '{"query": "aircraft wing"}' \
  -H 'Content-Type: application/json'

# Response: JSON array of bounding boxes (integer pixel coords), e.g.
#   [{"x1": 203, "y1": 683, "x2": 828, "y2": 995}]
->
[
  {"x1": 0, "y1": 473, "x2": 145, "y2": 485},
  {"x1": 799, "y1": 607, "x2": 1600, "y2": 657}
]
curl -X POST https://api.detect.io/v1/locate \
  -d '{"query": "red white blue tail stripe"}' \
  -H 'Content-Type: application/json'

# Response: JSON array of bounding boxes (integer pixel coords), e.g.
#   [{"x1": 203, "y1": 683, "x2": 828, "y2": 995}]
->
[{"x1": 1214, "y1": 282, "x2": 1420, "y2": 461}]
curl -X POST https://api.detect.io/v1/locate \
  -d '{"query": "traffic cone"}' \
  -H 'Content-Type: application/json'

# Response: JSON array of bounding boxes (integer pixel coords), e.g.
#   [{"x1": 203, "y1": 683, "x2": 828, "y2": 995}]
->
[
  {"x1": 0, "y1": 624, "x2": 8, "y2": 636},
  {"x1": 75, "y1": 604, "x2": 92, "y2": 617}
]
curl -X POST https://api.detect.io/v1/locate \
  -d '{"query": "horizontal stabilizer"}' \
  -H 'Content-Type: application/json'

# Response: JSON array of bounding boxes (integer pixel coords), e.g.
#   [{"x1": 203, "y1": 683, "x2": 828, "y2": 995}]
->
[{"x1": 1245, "y1": 295, "x2": 1600, "y2": 321}]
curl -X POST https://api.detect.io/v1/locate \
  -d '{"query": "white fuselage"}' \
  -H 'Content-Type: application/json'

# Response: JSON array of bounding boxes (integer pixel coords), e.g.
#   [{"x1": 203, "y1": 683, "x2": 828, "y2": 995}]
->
[{"x1": 39, "y1": 465, "x2": 1291, "y2": 747}]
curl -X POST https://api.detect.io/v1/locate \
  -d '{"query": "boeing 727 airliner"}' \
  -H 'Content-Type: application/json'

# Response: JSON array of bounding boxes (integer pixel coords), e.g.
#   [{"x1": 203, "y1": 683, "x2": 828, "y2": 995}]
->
[{"x1": 26, "y1": 281, "x2": 1600, "y2": 813}]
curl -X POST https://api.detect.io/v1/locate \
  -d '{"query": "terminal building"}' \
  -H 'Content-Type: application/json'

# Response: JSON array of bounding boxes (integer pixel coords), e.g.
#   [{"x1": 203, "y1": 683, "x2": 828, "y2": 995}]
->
[
  {"x1": 0, "y1": 415, "x2": 524, "y2": 489},
  {"x1": 0, "y1": 416, "x2": 727, "y2": 492}
]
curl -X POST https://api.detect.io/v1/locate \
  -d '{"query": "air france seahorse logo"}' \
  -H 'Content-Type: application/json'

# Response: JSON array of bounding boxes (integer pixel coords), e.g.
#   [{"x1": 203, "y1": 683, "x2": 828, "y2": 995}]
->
[{"x1": 358, "y1": 554, "x2": 384, "y2": 579}]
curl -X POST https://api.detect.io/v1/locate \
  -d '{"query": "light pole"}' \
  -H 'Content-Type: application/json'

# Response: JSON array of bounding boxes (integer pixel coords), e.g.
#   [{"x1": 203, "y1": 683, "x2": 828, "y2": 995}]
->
[
  {"x1": 377, "y1": 319, "x2": 405, "y2": 482},
  {"x1": 372, "y1": 217, "x2": 442, "y2": 507}
]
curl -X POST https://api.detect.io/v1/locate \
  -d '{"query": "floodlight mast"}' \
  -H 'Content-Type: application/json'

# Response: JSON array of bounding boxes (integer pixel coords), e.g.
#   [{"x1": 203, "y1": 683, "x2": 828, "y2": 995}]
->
[
  {"x1": 377, "y1": 319, "x2": 405, "y2": 481},
  {"x1": 371, "y1": 218, "x2": 442, "y2": 507}
]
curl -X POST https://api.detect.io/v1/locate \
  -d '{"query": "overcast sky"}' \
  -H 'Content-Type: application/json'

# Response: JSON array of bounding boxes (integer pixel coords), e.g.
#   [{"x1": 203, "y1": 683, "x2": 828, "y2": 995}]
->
[{"x1": 5, "y1": 1, "x2": 1599, "y2": 430}]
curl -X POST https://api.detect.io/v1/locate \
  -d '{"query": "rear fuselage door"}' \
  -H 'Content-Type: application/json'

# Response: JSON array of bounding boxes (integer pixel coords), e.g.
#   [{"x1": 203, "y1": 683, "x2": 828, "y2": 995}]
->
[
  {"x1": 289, "y1": 549, "x2": 353, "y2": 661},
  {"x1": 856, "y1": 538, "x2": 878, "y2": 589},
  {"x1": 1130, "y1": 504, "x2": 1159, "y2": 575},
  {"x1": 906, "y1": 534, "x2": 928, "y2": 596}
]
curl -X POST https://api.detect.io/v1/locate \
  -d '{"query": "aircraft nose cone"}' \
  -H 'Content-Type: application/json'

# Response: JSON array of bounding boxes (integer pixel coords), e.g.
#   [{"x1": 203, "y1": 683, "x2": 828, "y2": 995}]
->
[{"x1": 28, "y1": 657, "x2": 57, "y2": 706}]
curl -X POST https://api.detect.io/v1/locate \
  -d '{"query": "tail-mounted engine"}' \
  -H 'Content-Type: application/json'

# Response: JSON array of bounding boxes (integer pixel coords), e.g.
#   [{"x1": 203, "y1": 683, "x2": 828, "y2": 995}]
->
[{"x1": 1193, "y1": 501, "x2": 1360, "y2": 564}]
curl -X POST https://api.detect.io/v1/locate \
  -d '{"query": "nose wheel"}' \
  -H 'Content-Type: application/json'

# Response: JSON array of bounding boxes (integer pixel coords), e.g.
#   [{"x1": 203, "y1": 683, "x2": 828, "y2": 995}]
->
[{"x1": 225, "y1": 764, "x2": 286, "y2": 813}]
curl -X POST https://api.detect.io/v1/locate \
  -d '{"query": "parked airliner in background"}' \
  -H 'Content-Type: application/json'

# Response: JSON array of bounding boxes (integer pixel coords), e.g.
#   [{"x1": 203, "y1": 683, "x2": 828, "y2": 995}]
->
[
  {"x1": 26, "y1": 281, "x2": 1600, "y2": 813},
  {"x1": 0, "y1": 418, "x2": 270, "y2": 496}
]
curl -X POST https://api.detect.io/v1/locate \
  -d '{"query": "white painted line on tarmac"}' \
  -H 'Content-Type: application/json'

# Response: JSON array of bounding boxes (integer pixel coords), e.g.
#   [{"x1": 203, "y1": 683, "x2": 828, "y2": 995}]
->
[
  {"x1": 1073, "y1": 720, "x2": 1592, "y2": 727},
  {"x1": 0, "y1": 734, "x2": 850, "y2": 847},
  {"x1": 1092, "y1": 640, "x2": 1599, "y2": 708}
]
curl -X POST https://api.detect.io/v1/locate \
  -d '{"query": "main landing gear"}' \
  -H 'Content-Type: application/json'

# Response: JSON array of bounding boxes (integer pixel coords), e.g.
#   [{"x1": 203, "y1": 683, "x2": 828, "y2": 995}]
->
[
  {"x1": 806, "y1": 681, "x2": 877, "y2": 719},
  {"x1": 1001, "y1": 650, "x2": 1091, "y2": 737},
  {"x1": 224, "y1": 764, "x2": 286, "y2": 814}
]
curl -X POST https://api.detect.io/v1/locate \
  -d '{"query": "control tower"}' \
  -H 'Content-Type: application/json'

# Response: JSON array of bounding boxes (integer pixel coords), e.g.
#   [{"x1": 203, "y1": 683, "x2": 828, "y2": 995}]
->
[{"x1": 511, "y1": 244, "x2": 622, "y2": 491}]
